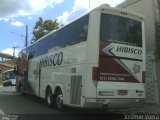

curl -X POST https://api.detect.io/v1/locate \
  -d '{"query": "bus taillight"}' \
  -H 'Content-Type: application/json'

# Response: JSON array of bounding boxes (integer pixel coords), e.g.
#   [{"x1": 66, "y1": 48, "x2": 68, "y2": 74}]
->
[
  {"x1": 92, "y1": 67, "x2": 99, "y2": 81},
  {"x1": 142, "y1": 71, "x2": 145, "y2": 83}
]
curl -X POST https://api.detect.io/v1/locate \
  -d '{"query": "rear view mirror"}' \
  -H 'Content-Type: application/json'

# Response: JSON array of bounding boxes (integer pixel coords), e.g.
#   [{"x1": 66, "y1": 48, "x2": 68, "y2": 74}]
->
[{"x1": 14, "y1": 66, "x2": 19, "y2": 76}]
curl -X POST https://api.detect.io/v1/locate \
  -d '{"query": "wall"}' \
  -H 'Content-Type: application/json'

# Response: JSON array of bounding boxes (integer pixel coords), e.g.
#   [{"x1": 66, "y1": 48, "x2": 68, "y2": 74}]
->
[
  {"x1": 117, "y1": 0, "x2": 158, "y2": 52},
  {"x1": 117, "y1": 0, "x2": 160, "y2": 105}
]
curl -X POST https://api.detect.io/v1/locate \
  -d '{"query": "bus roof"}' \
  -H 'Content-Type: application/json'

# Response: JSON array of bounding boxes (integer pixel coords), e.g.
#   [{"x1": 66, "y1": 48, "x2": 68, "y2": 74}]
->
[
  {"x1": 23, "y1": 4, "x2": 144, "y2": 50},
  {"x1": 94, "y1": 4, "x2": 144, "y2": 20}
]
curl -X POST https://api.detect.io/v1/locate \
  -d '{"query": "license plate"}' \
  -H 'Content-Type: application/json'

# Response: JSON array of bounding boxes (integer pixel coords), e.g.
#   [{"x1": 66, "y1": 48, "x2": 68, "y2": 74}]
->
[{"x1": 118, "y1": 90, "x2": 128, "y2": 96}]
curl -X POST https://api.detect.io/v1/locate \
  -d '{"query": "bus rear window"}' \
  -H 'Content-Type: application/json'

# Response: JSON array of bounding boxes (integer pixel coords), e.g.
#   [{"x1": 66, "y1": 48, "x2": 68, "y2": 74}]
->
[{"x1": 100, "y1": 13, "x2": 142, "y2": 47}]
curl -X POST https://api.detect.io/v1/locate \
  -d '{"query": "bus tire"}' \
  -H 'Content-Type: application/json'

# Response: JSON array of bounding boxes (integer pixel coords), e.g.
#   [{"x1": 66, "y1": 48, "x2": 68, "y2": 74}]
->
[
  {"x1": 46, "y1": 87, "x2": 54, "y2": 107},
  {"x1": 55, "y1": 89, "x2": 64, "y2": 111}
]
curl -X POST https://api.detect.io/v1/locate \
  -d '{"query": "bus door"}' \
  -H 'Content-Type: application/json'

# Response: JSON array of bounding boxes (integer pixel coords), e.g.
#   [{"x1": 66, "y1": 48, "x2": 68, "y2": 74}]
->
[{"x1": 38, "y1": 69, "x2": 41, "y2": 96}]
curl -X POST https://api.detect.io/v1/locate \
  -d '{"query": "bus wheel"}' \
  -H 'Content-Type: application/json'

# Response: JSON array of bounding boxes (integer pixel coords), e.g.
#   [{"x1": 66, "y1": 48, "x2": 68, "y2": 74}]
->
[
  {"x1": 55, "y1": 89, "x2": 64, "y2": 111},
  {"x1": 46, "y1": 88, "x2": 54, "y2": 107}
]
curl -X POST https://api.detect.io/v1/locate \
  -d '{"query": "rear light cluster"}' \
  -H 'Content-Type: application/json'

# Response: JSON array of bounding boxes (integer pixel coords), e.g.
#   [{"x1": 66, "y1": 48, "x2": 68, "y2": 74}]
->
[
  {"x1": 142, "y1": 71, "x2": 145, "y2": 83},
  {"x1": 92, "y1": 67, "x2": 100, "y2": 81}
]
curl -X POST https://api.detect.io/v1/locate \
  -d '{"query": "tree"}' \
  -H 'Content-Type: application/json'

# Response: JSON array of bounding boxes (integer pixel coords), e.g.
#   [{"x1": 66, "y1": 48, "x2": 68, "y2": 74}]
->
[
  {"x1": 31, "y1": 17, "x2": 60, "y2": 43},
  {"x1": 43, "y1": 19, "x2": 59, "y2": 33}
]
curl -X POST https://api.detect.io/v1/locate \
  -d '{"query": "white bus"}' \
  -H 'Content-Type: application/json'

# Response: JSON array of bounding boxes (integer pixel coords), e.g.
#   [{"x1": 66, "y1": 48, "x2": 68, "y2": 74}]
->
[
  {"x1": 2, "y1": 69, "x2": 16, "y2": 86},
  {"x1": 14, "y1": 5, "x2": 145, "y2": 110}
]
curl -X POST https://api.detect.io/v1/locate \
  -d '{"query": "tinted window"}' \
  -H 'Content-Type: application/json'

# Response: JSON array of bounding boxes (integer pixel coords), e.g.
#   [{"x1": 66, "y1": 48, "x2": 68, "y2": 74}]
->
[
  {"x1": 48, "y1": 31, "x2": 63, "y2": 51},
  {"x1": 5, "y1": 72, "x2": 9, "y2": 80},
  {"x1": 62, "y1": 14, "x2": 89, "y2": 47},
  {"x1": 100, "y1": 13, "x2": 142, "y2": 47},
  {"x1": 31, "y1": 14, "x2": 89, "y2": 56},
  {"x1": 27, "y1": 43, "x2": 39, "y2": 57},
  {"x1": 9, "y1": 71, "x2": 15, "y2": 79}
]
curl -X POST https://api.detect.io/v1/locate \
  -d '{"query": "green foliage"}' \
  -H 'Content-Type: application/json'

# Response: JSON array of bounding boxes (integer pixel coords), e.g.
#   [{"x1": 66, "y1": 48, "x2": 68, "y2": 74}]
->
[
  {"x1": 4, "y1": 59, "x2": 17, "y2": 65},
  {"x1": 155, "y1": 22, "x2": 160, "y2": 59},
  {"x1": 43, "y1": 19, "x2": 59, "y2": 32},
  {"x1": 4, "y1": 60, "x2": 13, "y2": 64},
  {"x1": 31, "y1": 17, "x2": 60, "y2": 43}
]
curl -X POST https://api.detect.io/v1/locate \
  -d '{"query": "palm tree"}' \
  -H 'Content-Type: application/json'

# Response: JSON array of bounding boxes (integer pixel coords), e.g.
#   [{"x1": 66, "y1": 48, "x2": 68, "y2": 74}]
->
[{"x1": 31, "y1": 17, "x2": 60, "y2": 43}]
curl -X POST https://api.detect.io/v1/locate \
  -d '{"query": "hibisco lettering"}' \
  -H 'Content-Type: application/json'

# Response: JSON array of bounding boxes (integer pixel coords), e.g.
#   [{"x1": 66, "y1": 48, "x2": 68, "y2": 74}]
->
[
  {"x1": 39, "y1": 52, "x2": 63, "y2": 68},
  {"x1": 103, "y1": 43, "x2": 143, "y2": 60},
  {"x1": 116, "y1": 46, "x2": 142, "y2": 55}
]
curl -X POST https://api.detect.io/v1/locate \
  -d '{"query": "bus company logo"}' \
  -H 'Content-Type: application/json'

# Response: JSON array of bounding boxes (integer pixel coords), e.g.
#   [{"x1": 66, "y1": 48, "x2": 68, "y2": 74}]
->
[
  {"x1": 132, "y1": 63, "x2": 140, "y2": 74},
  {"x1": 39, "y1": 52, "x2": 63, "y2": 68},
  {"x1": 103, "y1": 43, "x2": 142, "y2": 59},
  {"x1": 116, "y1": 46, "x2": 142, "y2": 55}
]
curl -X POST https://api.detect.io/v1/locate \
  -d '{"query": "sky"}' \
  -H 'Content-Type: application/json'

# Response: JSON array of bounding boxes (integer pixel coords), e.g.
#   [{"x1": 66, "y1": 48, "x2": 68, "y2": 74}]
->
[{"x1": 0, "y1": 0, "x2": 125, "y2": 57}]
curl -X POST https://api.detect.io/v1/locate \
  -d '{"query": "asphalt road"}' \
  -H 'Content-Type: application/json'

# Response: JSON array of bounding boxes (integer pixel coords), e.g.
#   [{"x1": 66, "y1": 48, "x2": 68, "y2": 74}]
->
[{"x1": 0, "y1": 86, "x2": 125, "y2": 120}]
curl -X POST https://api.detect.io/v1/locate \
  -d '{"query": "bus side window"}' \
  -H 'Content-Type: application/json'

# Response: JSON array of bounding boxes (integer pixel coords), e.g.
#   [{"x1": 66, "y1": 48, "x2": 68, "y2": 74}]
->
[
  {"x1": 62, "y1": 14, "x2": 89, "y2": 47},
  {"x1": 80, "y1": 25, "x2": 88, "y2": 42},
  {"x1": 5, "y1": 73, "x2": 9, "y2": 80}
]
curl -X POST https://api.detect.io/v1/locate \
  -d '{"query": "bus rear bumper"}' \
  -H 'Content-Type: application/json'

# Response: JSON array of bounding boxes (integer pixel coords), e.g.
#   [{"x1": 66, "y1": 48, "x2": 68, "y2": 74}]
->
[{"x1": 84, "y1": 98, "x2": 145, "y2": 109}]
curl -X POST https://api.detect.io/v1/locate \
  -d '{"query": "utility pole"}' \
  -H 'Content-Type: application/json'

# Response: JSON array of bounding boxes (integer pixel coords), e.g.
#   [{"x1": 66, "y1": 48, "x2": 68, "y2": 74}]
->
[
  {"x1": 12, "y1": 45, "x2": 19, "y2": 64},
  {"x1": 25, "y1": 25, "x2": 28, "y2": 47},
  {"x1": 11, "y1": 24, "x2": 28, "y2": 48}
]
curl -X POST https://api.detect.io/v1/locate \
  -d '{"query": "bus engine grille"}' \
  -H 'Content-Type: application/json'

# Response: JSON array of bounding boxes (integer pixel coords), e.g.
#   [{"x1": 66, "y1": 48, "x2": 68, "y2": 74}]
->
[{"x1": 70, "y1": 75, "x2": 82, "y2": 105}]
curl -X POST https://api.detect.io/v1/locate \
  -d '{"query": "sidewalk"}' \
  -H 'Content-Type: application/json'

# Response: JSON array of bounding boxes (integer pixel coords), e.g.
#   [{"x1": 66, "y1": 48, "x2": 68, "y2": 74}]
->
[
  {"x1": 139, "y1": 104, "x2": 160, "y2": 114},
  {"x1": 123, "y1": 104, "x2": 160, "y2": 114},
  {"x1": 113, "y1": 104, "x2": 160, "y2": 114}
]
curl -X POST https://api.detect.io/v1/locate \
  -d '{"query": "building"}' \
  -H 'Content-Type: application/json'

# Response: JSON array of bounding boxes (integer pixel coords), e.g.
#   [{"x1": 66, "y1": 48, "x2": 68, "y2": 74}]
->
[
  {"x1": 117, "y1": 0, "x2": 160, "y2": 105},
  {"x1": 118, "y1": 0, "x2": 160, "y2": 51},
  {"x1": 0, "y1": 53, "x2": 14, "y2": 63}
]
